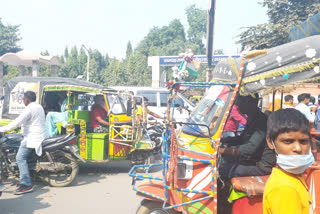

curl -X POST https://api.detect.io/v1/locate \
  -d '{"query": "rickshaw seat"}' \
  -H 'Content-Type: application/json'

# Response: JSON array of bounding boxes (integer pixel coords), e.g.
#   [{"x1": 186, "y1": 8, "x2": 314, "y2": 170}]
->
[{"x1": 230, "y1": 175, "x2": 269, "y2": 197}]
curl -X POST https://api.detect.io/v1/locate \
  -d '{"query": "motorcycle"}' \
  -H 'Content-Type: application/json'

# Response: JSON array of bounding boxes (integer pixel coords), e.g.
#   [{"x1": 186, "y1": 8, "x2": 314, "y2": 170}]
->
[
  {"x1": 147, "y1": 118, "x2": 165, "y2": 153},
  {"x1": 0, "y1": 132, "x2": 85, "y2": 191}
]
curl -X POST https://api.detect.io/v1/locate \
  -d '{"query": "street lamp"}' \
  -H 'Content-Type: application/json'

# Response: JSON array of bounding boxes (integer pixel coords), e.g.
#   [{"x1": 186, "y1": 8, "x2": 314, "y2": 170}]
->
[{"x1": 81, "y1": 44, "x2": 90, "y2": 82}]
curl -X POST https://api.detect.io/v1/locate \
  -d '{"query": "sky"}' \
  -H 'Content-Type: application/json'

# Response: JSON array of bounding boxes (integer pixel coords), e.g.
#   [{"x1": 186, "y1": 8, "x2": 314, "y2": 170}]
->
[{"x1": 0, "y1": 0, "x2": 268, "y2": 59}]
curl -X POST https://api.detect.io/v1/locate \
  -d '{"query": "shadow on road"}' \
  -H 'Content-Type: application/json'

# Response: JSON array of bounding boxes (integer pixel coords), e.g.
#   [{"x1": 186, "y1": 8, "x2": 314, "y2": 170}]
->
[
  {"x1": 74, "y1": 160, "x2": 133, "y2": 186},
  {"x1": 0, "y1": 178, "x2": 50, "y2": 214}
]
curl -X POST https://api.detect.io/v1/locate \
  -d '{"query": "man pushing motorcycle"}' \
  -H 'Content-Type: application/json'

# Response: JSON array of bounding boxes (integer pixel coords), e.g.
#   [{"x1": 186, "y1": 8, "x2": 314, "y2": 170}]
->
[{"x1": 0, "y1": 91, "x2": 47, "y2": 195}]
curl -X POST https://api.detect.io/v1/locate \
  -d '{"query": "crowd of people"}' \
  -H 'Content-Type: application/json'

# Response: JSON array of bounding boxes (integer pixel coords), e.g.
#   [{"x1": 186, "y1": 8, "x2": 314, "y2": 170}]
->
[
  {"x1": 0, "y1": 90, "x2": 317, "y2": 213},
  {"x1": 217, "y1": 93, "x2": 316, "y2": 214}
]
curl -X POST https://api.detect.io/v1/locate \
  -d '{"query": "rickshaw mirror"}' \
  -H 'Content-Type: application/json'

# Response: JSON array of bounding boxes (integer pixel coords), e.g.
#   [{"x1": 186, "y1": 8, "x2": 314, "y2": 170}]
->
[{"x1": 126, "y1": 99, "x2": 132, "y2": 116}]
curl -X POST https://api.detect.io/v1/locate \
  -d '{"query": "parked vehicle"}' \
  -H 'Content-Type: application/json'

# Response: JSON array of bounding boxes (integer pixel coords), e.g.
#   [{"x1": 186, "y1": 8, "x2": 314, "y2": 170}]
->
[
  {"x1": 0, "y1": 132, "x2": 81, "y2": 187},
  {"x1": 0, "y1": 77, "x2": 157, "y2": 168},
  {"x1": 129, "y1": 35, "x2": 320, "y2": 214},
  {"x1": 111, "y1": 87, "x2": 195, "y2": 122}
]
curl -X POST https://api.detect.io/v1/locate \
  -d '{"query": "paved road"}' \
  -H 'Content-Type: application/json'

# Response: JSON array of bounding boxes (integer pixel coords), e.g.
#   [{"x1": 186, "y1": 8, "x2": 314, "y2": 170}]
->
[{"x1": 0, "y1": 161, "x2": 142, "y2": 214}]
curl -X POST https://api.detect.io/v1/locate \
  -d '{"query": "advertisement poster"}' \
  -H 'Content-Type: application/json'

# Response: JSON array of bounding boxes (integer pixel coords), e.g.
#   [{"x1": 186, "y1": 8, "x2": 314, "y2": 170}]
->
[{"x1": 9, "y1": 82, "x2": 40, "y2": 114}]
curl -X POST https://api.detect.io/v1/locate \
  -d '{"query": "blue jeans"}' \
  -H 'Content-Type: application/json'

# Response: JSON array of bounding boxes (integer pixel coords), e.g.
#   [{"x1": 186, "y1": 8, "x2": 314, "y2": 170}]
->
[{"x1": 16, "y1": 141, "x2": 33, "y2": 186}]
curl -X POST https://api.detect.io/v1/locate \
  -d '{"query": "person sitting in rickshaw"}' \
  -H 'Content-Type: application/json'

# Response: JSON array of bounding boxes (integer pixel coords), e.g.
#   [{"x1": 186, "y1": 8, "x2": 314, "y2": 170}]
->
[
  {"x1": 135, "y1": 97, "x2": 164, "y2": 125},
  {"x1": 46, "y1": 93, "x2": 70, "y2": 137},
  {"x1": 90, "y1": 95, "x2": 109, "y2": 133},
  {"x1": 219, "y1": 94, "x2": 276, "y2": 179}
]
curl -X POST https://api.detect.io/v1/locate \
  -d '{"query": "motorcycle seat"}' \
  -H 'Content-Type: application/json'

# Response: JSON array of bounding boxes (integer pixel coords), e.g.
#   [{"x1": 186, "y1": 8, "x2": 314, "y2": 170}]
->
[
  {"x1": 42, "y1": 134, "x2": 72, "y2": 147},
  {"x1": 230, "y1": 175, "x2": 270, "y2": 197}
]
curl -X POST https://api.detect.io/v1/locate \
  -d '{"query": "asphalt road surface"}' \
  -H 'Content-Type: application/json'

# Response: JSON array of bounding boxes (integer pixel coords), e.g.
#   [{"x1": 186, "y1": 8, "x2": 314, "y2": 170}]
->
[{"x1": 0, "y1": 161, "x2": 143, "y2": 214}]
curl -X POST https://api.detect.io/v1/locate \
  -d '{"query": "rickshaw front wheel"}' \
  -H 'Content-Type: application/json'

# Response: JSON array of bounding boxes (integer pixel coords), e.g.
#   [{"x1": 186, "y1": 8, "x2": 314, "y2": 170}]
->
[{"x1": 136, "y1": 199, "x2": 180, "y2": 214}]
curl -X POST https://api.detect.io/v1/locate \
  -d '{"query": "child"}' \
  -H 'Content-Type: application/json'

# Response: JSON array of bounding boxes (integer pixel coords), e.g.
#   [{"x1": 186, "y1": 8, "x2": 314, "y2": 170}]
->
[{"x1": 263, "y1": 108, "x2": 315, "y2": 214}]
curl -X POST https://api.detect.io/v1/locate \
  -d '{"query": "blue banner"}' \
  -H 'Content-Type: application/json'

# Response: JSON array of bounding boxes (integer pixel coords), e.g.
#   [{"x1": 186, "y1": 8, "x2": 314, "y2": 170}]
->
[
  {"x1": 159, "y1": 55, "x2": 240, "y2": 66},
  {"x1": 289, "y1": 12, "x2": 320, "y2": 41}
]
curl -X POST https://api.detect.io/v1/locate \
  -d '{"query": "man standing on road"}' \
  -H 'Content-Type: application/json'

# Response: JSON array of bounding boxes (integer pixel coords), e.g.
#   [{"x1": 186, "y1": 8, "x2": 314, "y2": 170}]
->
[
  {"x1": 295, "y1": 93, "x2": 315, "y2": 123},
  {"x1": 0, "y1": 91, "x2": 47, "y2": 195}
]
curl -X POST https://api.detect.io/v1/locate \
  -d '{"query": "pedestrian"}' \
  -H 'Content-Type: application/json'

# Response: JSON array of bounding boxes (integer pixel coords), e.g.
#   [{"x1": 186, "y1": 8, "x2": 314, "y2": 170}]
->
[
  {"x1": 263, "y1": 108, "x2": 314, "y2": 214},
  {"x1": 282, "y1": 95, "x2": 294, "y2": 109},
  {"x1": 0, "y1": 91, "x2": 47, "y2": 194},
  {"x1": 295, "y1": 93, "x2": 314, "y2": 123}
]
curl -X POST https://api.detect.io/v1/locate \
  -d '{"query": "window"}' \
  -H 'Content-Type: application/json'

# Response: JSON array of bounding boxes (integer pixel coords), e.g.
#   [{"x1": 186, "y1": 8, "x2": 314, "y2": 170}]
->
[
  {"x1": 182, "y1": 85, "x2": 231, "y2": 137},
  {"x1": 136, "y1": 91, "x2": 157, "y2": 106},
  {"x1": 160, "y1": 92, "x2": 169, "y2": 107},
  {"x1": 106, "y1": 93, "x2": 127, "y2": 114}
]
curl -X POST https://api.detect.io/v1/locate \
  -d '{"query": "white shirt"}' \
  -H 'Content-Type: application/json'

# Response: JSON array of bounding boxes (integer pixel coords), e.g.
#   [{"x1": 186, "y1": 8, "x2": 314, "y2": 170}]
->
[
  {"x1": 0, "y1": 102, "x2": 47, "y2": 156},
  {"x1": 295, "y1": 103, "x2": 315, "y2": 122}
]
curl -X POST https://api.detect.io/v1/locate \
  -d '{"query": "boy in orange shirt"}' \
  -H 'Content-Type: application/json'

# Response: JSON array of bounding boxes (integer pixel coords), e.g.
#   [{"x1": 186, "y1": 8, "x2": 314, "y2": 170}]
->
[{"x1": 263, "y1": 108, "x2": 315, "y2": 214}]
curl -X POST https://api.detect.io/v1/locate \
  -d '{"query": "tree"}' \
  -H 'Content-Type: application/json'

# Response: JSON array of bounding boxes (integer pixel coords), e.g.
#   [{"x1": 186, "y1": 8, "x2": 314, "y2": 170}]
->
[
  {"x1": 237, "y1": 0, "x2": 320, "y2": 51},
  {"x1": 0, "y1": 18, "x2": 21, "y2": 56},
  {"x1": 136, "y1": 19, "x2": 186, "y2": 57},
  {"x1": 185, "y1": 5, "x2": 207, "y2": 54},
  {"x1": 126, "y1": 41, "x2": 133, "y2": 59}
]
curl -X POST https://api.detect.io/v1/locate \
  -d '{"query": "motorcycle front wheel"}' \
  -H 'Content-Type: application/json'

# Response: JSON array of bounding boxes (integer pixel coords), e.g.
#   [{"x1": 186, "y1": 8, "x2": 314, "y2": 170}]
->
[{"x1": 40, "y1": 150, "x2": 79, "y2": 187}]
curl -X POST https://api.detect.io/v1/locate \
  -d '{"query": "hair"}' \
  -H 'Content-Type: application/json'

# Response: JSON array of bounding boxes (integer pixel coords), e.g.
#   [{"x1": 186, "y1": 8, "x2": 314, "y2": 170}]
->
[
  {"x1": 297, "y1": 93, "x2": 311, "y2": 102},
  {"x1": 143, "y1": 97, "x2": 149, "y2": 102},
  {"x1": 284, "y1": 95, "x2": 293, "y2": 102},
  {"x1": 267, "y1": 108, "x2": 311, "y2": 142},
  {"x1": 24, "y1": 91, "x2": 36, "y2": 102},
  {"x1": 310, "y1": 96, "x2": 316, "y2": 105},
  {"x1": 237, "y1": 93, "x2": 259, "y2": 105},
  {"x1": 94, "y1": 94, "x2": 104, "y2": 102}
]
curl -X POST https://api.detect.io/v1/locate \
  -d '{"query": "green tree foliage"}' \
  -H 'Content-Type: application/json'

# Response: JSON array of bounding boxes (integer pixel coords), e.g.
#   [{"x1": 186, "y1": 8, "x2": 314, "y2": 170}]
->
[
  {"x1": 237, "y1": 0, "x2": 320, "y2": 51},
  {"x1": 1, "y1": 5, "x2": 208, "y2": 87},
  {"x1": 185, "y1": 4, "x2": 207, "y2": 54},
  {"x1": 126, "y1": 41, "x2": 133, "y2": 59},
  {"x1": 136, "y1": 19, "x2": 187, "y2": 56},
  {"x1": 0, "y1": 18, "x2": 21, "y2": 56}
]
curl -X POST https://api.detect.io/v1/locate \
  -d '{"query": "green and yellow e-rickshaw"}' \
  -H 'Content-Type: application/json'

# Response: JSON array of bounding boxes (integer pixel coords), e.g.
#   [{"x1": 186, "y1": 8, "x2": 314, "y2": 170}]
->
[
  {"x1": 0, "y1": 77, "x2": 156, "y2": 166},
  {"x1": 129, "y1": 35, "x2": 320, "y2": 214}
]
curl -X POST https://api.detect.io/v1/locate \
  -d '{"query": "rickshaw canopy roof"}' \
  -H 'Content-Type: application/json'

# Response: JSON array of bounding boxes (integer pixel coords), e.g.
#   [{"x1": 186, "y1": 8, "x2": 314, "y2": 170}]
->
[
  {"x1": 2, "y1": 76, "x2": 106, "y2": 119},
  {"x1": 212, "y1": 35, "x2": 320, "y2": 94}
]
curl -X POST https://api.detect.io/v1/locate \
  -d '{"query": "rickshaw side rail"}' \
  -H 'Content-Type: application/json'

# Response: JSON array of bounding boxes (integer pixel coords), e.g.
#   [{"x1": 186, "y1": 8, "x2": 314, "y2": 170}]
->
[
  {"x1": 163, "y1": 154, "x2": 214, "y2": 164},
  {"x1": 163, "y1": 196, "x2": 213, "y2": 210}
]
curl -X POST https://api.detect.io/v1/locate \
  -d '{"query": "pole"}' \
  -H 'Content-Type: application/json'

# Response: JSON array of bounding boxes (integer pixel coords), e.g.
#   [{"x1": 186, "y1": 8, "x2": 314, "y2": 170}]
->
[
  {"x1": 206, "y1": 0, "x2": 216, "y2": 82},
  {"x1": 82, "y1": 45, "x2": 90, "y2": 82}
]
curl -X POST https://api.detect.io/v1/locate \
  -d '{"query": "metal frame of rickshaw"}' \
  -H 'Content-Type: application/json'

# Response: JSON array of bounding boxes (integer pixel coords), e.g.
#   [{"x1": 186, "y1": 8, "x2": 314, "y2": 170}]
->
[{"x1": 129, "y1": 48, "x2": 320, "y2": 213}]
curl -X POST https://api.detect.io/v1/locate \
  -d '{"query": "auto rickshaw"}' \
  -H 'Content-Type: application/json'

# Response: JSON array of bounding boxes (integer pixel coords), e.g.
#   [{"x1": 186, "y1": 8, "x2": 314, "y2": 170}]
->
[
  {"x1": 0, "y1": 77, "x2": 155, "y2": 166},
  {"x1": 129, "y1": 35, "x2": 320, "y2": 214}
]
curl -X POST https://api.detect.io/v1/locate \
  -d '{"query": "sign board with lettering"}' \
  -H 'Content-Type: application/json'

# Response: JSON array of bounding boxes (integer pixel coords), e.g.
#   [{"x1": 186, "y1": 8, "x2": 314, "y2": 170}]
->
[
  {"x1": 159, "y1": 55, "x2": 240, "y2": 66},
  {"x1": 9, "y1": 82, "x2": 40, "y2": 114}
]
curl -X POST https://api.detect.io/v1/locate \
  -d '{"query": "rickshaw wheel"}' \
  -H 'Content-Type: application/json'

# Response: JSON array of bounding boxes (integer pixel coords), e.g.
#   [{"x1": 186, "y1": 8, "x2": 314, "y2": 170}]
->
[
  {"x1": 41, "y1": 151, "x2": 79, "y2": 187},
  {"x1": 136, "y1": 199, "x2": 180, "y2": 214}
]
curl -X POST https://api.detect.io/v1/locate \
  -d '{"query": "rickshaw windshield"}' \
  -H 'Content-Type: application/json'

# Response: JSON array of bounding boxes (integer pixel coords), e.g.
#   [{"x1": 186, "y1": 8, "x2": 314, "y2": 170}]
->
[
  {"x1": 182, "y1": 85, "x2": 231, "y2": 137},
  {"x1": 105, "y1": 93, "x2": 130, "y2": 114}
]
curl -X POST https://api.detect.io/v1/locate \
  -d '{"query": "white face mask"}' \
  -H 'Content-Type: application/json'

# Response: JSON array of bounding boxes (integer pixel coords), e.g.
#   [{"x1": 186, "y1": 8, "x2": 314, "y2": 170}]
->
[{"x1": 271, "y1": 141, "x2": 315, "y2": 175}]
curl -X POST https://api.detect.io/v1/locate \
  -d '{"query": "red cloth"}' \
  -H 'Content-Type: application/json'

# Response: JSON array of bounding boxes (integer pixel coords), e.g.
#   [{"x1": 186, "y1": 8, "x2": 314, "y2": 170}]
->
[
  {"x1": 90, "y1": 105, "x2": 107, "y2": 129},
  {"x1": 224, "y1": 105, "x2": 247, "y2": 132}
]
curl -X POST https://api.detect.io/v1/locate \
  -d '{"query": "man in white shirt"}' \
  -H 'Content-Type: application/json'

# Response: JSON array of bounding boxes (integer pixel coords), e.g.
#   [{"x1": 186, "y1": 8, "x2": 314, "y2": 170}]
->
[
  {"x1": 0, "y1": 91, "x2": 47, "y2": 195},
  {"x1": 295, "y1": 93, "x2": 315, "y2": 123}
]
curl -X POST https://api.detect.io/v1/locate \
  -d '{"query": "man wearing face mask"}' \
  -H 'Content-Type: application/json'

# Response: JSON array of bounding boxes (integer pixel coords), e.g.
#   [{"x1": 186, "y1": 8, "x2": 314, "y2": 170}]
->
[{"x1": 263, "y1": 108, "x2": 314, "y2": 214}]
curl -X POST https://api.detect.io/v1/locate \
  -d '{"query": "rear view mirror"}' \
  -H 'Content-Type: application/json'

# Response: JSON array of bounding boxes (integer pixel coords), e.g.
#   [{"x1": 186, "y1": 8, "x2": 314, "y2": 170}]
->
[{"x1": 126, "y1": 99, "x2": 132, "y2": 116}]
